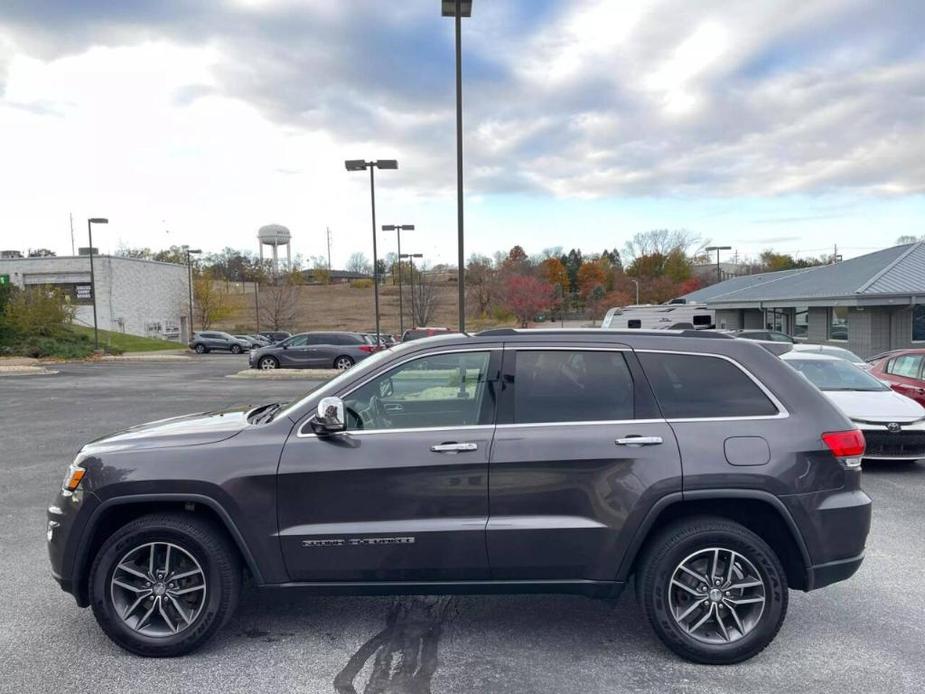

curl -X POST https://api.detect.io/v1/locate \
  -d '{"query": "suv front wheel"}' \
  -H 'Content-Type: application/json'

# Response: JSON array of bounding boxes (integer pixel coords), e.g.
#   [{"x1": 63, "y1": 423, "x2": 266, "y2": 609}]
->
[
  {"x1": 88, "y1": 513, "x2": 241, "y2": 657},
  {"x1": 637, "y1": 516, "x2": 788, "y2": 664}
]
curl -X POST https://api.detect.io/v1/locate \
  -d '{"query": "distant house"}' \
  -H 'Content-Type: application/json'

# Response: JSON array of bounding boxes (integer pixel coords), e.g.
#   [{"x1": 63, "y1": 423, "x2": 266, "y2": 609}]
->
[
  {"x1": 302, "y1": 269, "x2": 372, "y2": 284},
  {"x1": 683, "y1": 242, "x2": 925, "y2": 358}
]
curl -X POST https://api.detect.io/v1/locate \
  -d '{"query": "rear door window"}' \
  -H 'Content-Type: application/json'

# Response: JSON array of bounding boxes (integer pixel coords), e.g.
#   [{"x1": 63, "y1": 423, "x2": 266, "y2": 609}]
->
[
  {"x1": 638, "y1": 352, "x2": 778, "y2": 419},
  {"x1": 512, "y1": 350, "x2": 634, "y2": 424},
  {"x1": 887, "y1": 355, "x2": 923, "y2": 379}
]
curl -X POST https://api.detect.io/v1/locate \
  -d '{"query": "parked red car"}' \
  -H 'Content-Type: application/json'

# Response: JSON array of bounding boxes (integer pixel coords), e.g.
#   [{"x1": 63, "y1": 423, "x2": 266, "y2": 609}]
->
[{"x1": 868, "y1": 348, "x2": 925, "y2": 406}]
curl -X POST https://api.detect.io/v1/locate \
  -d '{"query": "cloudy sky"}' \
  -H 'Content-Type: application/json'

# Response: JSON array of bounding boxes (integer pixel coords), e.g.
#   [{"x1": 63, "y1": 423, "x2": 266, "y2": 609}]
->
[{"x1": 1, "y1": 0, "x2": 923, "y2": 267}]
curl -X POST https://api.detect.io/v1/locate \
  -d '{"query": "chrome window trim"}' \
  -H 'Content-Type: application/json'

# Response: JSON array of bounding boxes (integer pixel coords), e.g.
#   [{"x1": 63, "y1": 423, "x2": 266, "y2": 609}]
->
[
  {"x1": 635, "y1": 348, "x2": 790, "y2": 421},
  {"x1": 495, "y1": 418, "x2": 665, "y2": 430},
  {"x1": 296, "y1": 347, "x2": 499, "y2": 438},
  {"x1": 297, "y1": 424, "x2": 494, "y2": 439}
]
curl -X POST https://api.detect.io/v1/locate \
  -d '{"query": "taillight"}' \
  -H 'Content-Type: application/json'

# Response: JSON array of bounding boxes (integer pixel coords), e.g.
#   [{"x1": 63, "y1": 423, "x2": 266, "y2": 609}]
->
[
  {"x1": 822, "y1": 429, "x2": 865, "y2": 468},
  {"x1": 358, "y1": 345, "x2": 375, "y2": 353}
]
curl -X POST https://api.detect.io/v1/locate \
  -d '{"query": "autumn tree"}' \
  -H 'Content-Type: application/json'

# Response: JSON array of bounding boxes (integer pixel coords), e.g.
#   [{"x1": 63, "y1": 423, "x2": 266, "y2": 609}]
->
[
  {"x1": 411, "y1": 272, "x2": 442, "y2": 326},
  {"x1": 502, "y1": 275, "x2": 556, "y2": 327},
  {"x1": 260, "y1": 271, "x2": 302, "y2": 330},
  {"x1": 539, "y1": 257, "x2": 570, "y2": 295},
  {"x1": 466, "y1": 255, "x2": 500, "y2": 317},
  {"x1": 576, "y1": 259, "x2": 611, "y2": 300},
  {"x1": 193, "y1": 273, "x2": 234, "y2": 330}
]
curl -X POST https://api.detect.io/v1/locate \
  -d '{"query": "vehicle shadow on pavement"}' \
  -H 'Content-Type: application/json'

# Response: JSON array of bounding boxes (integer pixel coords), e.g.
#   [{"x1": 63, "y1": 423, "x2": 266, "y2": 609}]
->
[{"x1": 212, "y1": 584, "x2": 657, "y2": 694}]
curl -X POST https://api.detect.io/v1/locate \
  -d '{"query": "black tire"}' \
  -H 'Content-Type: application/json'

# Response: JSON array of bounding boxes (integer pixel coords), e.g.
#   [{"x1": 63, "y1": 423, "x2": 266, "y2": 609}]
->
[
  {"x1": 334, "y1": 355, "x2": 354, "y2": 370},
  {"x1": 194, "y1": 344, "x2": 207, "y2": 354},
  {"x1": 636, "y1": 516, "x2": 788, "y2": 664},
  {"x1": 89, "y1": 513, "x2": 241, "y2": 657},
  {"x1": 230, "y1": 344, "x2": 242, "y2": 354}
]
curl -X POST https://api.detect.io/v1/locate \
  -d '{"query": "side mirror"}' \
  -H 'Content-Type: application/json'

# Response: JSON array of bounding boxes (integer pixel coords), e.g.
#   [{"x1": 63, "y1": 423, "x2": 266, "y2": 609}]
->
[{"x1": 310, "y1": 396, "x2": 345, "y2": 435}]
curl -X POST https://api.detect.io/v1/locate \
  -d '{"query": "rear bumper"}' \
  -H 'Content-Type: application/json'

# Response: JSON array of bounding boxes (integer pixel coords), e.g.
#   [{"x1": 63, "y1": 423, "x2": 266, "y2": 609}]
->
[
  {"x1": 780, "y1": 478, "x2": 872, "y2": 590},
  {"x1": 809, "y1": 553, "x2": 865, "y2": 590}
]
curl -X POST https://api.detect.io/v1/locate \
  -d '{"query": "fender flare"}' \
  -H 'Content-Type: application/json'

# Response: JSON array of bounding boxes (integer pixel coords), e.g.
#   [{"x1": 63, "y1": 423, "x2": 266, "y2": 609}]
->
[
  {"x1": 615, "y1": 489, "x2": 813, "y2": 587},
  {"x1": 75, "y1": 493, "x2": 265, "y2": 594}
]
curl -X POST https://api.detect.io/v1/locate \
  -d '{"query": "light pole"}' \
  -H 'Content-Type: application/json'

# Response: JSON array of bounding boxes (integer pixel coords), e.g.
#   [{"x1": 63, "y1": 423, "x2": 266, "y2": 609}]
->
[
  {"x1": 400, "y1": 253, "x2": 423, "y2": 328},
  {"x1": 382, "y1": 224, "x2": 415, "y2": 335},
  {"x1": 705, "y1": 245, "x2": 732, "y2": 284},
  {"x1": 630, "y1": 278, "x2": 640, "y2": 305},
  {"x1": 87, "y1": 217, "x2": 108, "y2": 350},
  {"x1": 442, "y1": 0, "x2": 472, "y2": 333},
  {"x1": 346, "y1": 159, "x2": 398, "y2": 346},
  {"x1": 182, "y1": 246, "x2": 201, "y2": 339}
]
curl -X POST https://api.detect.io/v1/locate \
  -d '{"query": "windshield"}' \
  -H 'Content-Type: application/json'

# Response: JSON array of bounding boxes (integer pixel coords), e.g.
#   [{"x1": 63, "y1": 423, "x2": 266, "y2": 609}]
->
[{"x1": 786, "y1": 358, "x2": 888, "y2": 392}]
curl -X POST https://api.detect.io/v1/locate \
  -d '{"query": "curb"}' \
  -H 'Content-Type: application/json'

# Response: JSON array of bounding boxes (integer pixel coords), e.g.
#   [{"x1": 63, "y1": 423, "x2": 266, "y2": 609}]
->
[{"x1": 227, "y1": 368, "x2": 340, "y2": 380}]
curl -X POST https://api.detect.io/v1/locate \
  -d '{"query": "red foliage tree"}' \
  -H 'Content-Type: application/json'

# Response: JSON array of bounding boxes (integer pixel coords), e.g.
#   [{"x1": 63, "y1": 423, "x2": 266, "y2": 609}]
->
[{"x1": 503, "y1": 275, "x2": 557, "y2": 327}]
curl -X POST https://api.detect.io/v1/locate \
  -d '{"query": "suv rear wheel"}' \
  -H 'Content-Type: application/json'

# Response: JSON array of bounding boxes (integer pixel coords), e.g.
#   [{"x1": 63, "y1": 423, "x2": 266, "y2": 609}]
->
[
  {"x1": 637, "y1": 516, "x2": 788, "y2": 664},
  {"x1": 88, "y1": 513, "x2": 241, "y2": 657}
]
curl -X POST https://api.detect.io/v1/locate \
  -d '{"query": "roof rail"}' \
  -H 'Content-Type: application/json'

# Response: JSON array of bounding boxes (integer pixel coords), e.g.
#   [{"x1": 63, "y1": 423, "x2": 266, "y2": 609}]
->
[{"x1": 474, "y1": 328, "x2": 733, "y2": 339}]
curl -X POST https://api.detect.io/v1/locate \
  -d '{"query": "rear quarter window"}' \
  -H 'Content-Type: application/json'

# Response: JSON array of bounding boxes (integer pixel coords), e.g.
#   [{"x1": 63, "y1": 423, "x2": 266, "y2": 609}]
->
[{"x1": 638, "y1": 352, "x2": 778, "y2": 419}]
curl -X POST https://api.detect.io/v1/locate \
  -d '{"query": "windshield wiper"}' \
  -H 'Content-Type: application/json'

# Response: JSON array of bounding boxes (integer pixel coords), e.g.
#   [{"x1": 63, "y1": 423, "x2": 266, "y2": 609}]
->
[{"x1": 249, "y1": 402, "x2": 283, "y2": 424}]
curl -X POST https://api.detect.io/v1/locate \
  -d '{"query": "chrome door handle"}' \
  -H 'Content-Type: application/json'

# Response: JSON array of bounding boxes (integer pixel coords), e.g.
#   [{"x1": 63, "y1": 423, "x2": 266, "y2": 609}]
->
[
  {"x1": 615, "y1": 436, "x2": 663, "y2": 447},
  {"x1": 431, "y1": 442, "x2": 478, "y2": 453},
  {"x1": 384, "y1": 403, "x2": 404, "y2": 413}
]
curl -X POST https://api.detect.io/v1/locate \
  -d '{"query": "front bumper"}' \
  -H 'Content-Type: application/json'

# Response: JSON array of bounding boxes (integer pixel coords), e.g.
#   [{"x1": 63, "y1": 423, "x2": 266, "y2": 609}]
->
[
  {"x1": 47, "y1": 487, "x2": 99, "y2": 607},
  {"x1": 856, "y1": 421, "x2": 925, "y2": 460}
]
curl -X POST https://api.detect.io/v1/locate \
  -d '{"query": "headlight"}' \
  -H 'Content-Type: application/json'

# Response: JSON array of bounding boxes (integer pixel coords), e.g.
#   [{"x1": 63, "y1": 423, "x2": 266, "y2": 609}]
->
[{"x1": 62, "y1": 461, "x2": 86, "y2": 493}]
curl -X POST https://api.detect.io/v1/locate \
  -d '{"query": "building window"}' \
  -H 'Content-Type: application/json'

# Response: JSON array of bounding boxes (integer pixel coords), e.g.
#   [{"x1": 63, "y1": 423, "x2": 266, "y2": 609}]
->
[
  {"x1": 793, "y1": 307, "x2": 808, "y2": 339},
  {"x1": 829, "y1": 307, "x2": 848, "y2": 341},
  {"x1": 913, "y1": 306, "x2": 925, "y2": 342}
]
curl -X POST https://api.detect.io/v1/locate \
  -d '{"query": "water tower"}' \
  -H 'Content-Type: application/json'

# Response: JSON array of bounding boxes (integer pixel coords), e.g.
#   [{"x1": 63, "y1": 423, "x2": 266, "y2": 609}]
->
[{"x1": 258, "y1": 224, "x2": 292, "y2": 278}]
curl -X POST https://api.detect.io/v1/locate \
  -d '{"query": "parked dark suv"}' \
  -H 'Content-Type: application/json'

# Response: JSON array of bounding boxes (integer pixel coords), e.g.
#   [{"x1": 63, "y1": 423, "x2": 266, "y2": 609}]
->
[{"x1": 47, "y1": 329, "x2": 870, "y2": 662}]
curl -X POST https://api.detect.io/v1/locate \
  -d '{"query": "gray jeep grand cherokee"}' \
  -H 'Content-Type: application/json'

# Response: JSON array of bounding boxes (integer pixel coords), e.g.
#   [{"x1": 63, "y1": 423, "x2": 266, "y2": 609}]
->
[{"x1": 47, "y1": 329, "x2": 871, "y2": 663}]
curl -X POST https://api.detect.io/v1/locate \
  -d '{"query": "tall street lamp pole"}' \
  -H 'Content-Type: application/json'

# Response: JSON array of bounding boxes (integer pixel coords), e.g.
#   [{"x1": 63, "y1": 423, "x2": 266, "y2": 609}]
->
[
  {"x1": 382, "y1": 224, "x2": 415, "y2": 335},
  {"x1": 705, "y1": 245, "x2": 732, "y2": 284},
  {"x1": 87, "y1": 217, "x2": 108, "y2": 350},
  {"x1": 401, "y1": 253, "x2": 423, "y2": 328},
  {"x1": 442, "y1": 0, "x2": 472, "y2": 333},
  {"x1": 346, "y1": 159, "x2": 398, "y2": 346},
  {"x1": 182, "y1": 246, "x2": 201, "y2": 339}
]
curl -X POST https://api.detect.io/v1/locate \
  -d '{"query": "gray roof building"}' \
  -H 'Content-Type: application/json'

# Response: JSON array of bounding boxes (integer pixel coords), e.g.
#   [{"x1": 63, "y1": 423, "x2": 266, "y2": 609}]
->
[{"x1": 683, "y1": 243, "x2": 925, "y2": 358}]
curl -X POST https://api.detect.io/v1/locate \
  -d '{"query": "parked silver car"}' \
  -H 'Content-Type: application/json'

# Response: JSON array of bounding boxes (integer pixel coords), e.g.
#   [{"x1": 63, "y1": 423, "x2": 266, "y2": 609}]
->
[
  {"x1": 249, "y1": 331, "x2": 378, "y2": 370},
  {"x1": 189, "y1": 331, "x2": 250, "y2": 354}
]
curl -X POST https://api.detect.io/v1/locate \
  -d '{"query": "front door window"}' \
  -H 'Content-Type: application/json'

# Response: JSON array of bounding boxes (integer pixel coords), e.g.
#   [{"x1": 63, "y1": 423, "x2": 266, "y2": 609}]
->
[{"x1": 344, "y1": 351, "x2": 492, "y2": 431}]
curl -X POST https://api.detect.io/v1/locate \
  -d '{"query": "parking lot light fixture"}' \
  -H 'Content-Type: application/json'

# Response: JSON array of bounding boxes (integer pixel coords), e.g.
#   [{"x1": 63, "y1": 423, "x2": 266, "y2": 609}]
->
[
  {"x1": 345, "y1": 159, "x2": 400, "y2": 347},
  {"x1": 87, "y1": 217, "x2": 109, "y2": 350},
  {"x1": 441, "y1": 0, "x2": 472, "y2": 333},
  {"x1": 182, "y1": 246, "x2": 202, "y2": 338},
  {"x1": 382, "y1": 224, "x2": 415, "y2": 334},
  {"x1": 400, "y1": 252, "x2": 423, "y2": 328}
]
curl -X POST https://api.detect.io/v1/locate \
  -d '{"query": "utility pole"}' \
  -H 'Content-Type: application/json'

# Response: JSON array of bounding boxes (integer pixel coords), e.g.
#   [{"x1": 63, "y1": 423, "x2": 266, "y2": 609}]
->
[
  {"x1": 326, "y1": 226, "x2": 333, "y2": 270},
  {"x1": 69, "y1": 213, "x2": 75, "y2": 256}
]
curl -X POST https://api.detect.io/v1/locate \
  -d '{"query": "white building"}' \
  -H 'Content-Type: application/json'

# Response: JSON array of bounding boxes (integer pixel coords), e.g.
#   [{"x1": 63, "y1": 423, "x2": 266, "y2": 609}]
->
[{"x1": 0, "y1": 254, "x2": 189, "y2": 340}]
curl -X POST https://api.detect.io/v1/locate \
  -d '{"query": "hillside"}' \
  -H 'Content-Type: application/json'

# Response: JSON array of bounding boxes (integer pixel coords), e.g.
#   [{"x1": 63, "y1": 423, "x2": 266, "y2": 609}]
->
[{"x1": 211, "y1": 281, "x2": 513, "y2": 335}]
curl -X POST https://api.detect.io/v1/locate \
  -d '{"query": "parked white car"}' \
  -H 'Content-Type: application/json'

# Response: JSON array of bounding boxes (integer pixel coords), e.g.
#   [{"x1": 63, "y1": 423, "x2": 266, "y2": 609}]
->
[
  {"x1": 791, "y1": 343, "x2": 867, "y2": 367},
  {"x1": 781, "y1": 352, "x2": 925, "y2": 462}
]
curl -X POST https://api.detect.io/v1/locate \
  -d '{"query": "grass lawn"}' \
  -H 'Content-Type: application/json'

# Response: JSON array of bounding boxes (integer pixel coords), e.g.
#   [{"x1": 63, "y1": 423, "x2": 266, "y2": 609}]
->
[{"x1": 71, "y1": 325, "x2": 183, "y2": 352}]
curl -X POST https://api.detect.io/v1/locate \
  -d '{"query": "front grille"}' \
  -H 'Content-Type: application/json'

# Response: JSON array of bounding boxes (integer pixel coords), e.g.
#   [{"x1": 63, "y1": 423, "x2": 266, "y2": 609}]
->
[{"x1": 863, "y1": 430, "x2": 925, "y2": 458}]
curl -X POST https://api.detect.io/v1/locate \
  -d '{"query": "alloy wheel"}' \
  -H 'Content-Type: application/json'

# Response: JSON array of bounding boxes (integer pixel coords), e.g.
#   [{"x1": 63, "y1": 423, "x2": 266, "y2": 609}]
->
[
  {"x1": 110, "y1": 542, "x2": 207, "y2": 638},
  {"x1": 335, "y1": 357, "x2": 353, "y2": 370},
  {"x1": 259, "y1": 357, "x2": 277, "y2": 370},
  {"x1": 667, "y1": 547, "x2": 766, "y2": 644}
]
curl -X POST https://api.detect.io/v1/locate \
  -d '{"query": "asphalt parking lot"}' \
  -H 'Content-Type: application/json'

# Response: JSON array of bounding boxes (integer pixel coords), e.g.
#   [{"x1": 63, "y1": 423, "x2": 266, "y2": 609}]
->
[{"x1": 1, "y1": 356, "x2": 924, "y2": 694}]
